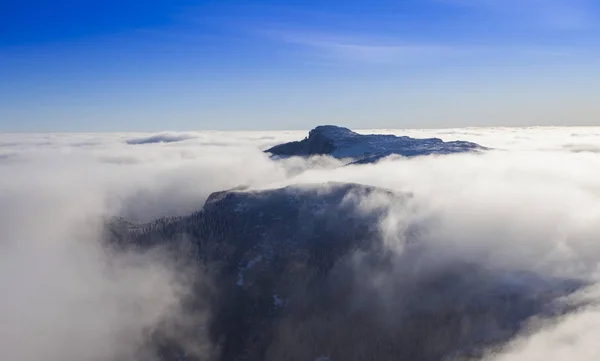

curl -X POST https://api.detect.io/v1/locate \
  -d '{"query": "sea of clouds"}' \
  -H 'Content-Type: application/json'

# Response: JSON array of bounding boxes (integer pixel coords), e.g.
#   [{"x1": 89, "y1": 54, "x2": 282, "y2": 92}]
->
[{"x1": 1, "y1": 126, "x2": 600, "y2": 360}]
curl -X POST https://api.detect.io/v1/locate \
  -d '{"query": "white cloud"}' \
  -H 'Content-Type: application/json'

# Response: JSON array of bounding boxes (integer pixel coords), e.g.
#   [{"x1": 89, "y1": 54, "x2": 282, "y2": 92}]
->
[
  {"x1": 485, "y1": 291, "x2": 600, "y2": 361},
  {"x1": 0, "y1": 131, "x2": 292, "y2": 360},
  {"x1": 2, "y1": 126, "x2": 600, "y2": 359}
]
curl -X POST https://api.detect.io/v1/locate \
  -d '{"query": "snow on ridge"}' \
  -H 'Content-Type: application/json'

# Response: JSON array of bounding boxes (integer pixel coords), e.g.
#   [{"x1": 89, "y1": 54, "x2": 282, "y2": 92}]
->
[{"x1": 266, "y1": 125, "x2": 485, "y2": 162}]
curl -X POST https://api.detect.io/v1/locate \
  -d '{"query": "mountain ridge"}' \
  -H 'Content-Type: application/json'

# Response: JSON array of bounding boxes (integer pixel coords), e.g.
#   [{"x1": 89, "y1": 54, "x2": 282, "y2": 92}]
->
[
  {"x1": 265, "y1": 125, "x2": 486, "y2": 164},
  {"x1": 105, "y1": 182, "x2": 580, "y2": 361}
]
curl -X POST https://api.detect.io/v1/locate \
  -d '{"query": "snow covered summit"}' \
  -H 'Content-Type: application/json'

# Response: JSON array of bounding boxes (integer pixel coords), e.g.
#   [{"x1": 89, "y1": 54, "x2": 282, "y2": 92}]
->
[{"x1": 265, "y1": 125, "x2": 486, "y2": 163}]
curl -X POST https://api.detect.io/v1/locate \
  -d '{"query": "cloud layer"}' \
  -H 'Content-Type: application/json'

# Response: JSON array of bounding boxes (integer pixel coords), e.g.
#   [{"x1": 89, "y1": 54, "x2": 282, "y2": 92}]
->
[{"x1": 1, "y1": 126, "x2": 600, "y2": 360}]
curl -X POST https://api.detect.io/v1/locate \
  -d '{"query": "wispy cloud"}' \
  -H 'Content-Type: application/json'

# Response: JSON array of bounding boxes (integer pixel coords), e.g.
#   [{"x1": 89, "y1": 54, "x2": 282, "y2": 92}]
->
[
  {"x1": 261, "y1": 29, "x2": 584, "y2": 65},
  {"x1": 438, "y1": 0, "x2": 596, "y2": 30},
  {"x1": 264, "y1": 31, "x2": 452, "y2": 64}
]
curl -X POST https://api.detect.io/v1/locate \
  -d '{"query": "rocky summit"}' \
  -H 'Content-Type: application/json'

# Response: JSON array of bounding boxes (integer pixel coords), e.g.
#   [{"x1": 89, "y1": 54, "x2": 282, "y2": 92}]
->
[
  {"x1": 106, "y1": 182, "x2": 579, "y2": 361},
  {"x1": 265, "y1": 125, "x2": 486, "y2": 164}
]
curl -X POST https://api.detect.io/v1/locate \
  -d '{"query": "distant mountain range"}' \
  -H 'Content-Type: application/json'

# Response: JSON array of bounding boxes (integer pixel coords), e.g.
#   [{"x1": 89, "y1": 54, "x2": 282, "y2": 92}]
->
[
  {"x1": 265, "y1": 126, "x2": 487, "y2": 164},
  {"x1": 106, "y1": 182, "x2": 579, "y2": 361}
]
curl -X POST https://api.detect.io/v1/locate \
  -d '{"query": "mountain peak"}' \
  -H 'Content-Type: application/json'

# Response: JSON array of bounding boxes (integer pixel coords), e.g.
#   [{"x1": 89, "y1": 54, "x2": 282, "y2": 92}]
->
[
  {"x1": 266, "y1": 125, "x2": 486, "y2": 163},
  {"x1": 309, "y1": 125, "x2": 358, "y2": 140}
]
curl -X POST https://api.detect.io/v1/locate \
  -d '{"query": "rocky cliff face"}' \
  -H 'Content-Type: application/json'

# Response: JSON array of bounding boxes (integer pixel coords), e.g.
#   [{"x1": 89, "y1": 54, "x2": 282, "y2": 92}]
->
[
  {"x1": 265, "y1": 126, "x2": 486, "y2": 164},
  {"x1": 106, "y1": 182, "x2": 578, "y2": 361}
]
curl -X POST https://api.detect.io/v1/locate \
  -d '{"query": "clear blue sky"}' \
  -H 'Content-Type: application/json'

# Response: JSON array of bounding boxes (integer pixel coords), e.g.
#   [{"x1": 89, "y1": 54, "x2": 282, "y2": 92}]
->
[{"x1": 1, "y1": 0, "x2": 599, "y2": 131}]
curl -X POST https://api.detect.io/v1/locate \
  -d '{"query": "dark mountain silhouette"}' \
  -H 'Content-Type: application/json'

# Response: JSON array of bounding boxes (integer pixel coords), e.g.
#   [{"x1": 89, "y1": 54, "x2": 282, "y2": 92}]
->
[{"x1": 106, "y1": 182, "x2": 580, "y2": 361}]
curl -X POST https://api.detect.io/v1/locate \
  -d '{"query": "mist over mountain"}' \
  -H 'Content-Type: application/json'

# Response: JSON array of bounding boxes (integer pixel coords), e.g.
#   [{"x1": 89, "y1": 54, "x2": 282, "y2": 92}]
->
[
  {"x1": 106, "y1": 182, "x2": 582, "y2": 361},
  {"x1": 1, "y1": 127, "x2": 600, "y2": 361}
]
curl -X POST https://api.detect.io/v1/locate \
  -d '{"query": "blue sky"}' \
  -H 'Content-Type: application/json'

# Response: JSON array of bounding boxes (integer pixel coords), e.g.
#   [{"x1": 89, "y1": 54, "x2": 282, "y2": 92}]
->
[{"x1": 1, "y1": 0, "x2": 599, "y2": 131}]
